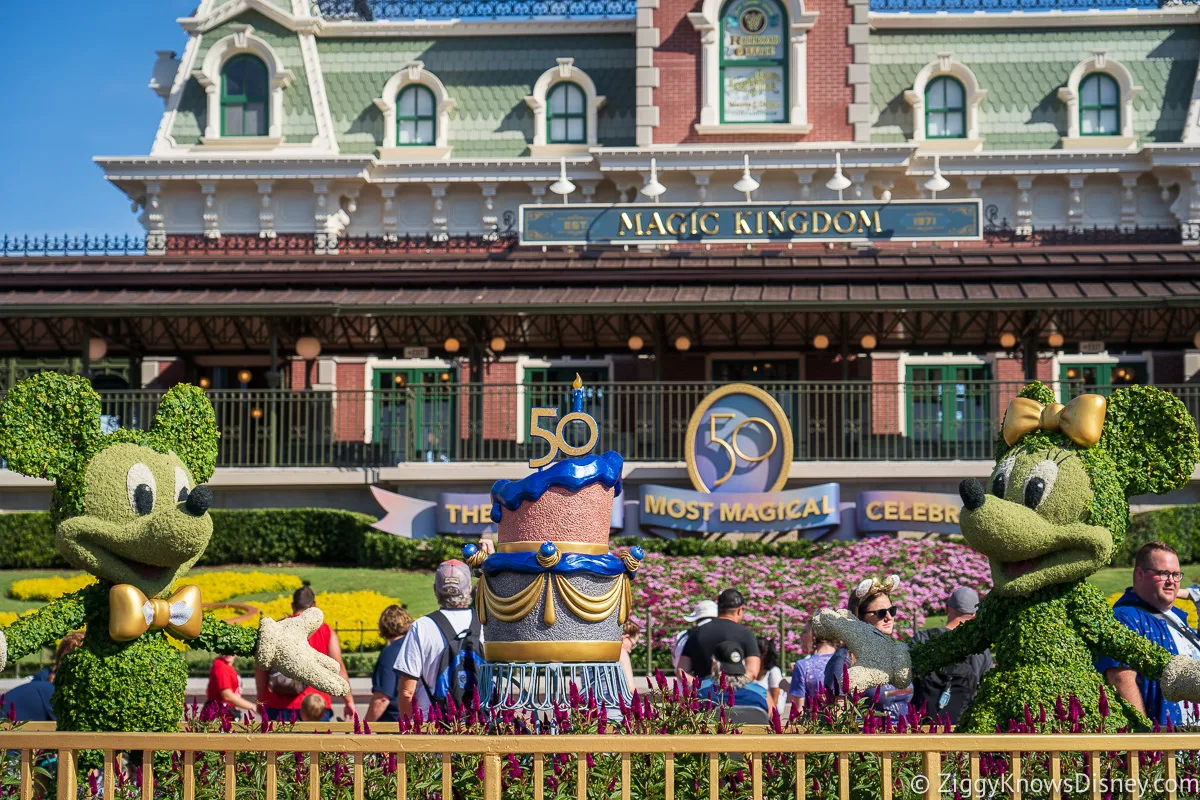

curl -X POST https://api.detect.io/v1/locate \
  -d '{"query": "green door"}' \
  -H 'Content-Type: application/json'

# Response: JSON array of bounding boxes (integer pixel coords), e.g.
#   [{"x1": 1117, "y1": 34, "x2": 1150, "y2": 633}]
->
[
  {"x1": 906, "y1": 365, "x2": 991, "y2": 451},
  {"x1": 374, "y1": 368, "x2": 456, "y2": 462}
]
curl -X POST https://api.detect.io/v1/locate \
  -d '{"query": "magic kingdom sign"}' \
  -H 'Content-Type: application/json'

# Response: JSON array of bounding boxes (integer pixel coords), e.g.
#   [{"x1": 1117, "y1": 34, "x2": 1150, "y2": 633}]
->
[{"x1": 520, "y1": 199, "x2": 982, "y2": 246}]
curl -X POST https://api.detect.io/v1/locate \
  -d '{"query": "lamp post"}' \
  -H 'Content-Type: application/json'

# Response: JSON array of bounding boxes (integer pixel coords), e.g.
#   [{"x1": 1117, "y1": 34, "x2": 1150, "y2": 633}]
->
[
  {"x1": 641, "y1": 158, "x2": 666, "y2": 203},
  {"x1": 924, "y1": 154, "x2": 950, "y2": 199},
  {"x1": 826, "y1": 152, "x2": 852, "y2": 201},
  {"x1": 549, "y1": 157, "x2": 576, "y2": 205},
  {"x1": 733, "y1": 154, "x2": 760, "y2": 202}
]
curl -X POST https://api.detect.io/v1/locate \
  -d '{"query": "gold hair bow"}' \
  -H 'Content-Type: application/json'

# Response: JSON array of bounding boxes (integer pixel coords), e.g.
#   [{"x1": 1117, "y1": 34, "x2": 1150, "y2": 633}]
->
[
  {"x1": 1001, "y1": 394, "x2": 1107, "y2": 448},
  {"x1": 109, "y1": 584, "x2": 203, "y2": 642}
]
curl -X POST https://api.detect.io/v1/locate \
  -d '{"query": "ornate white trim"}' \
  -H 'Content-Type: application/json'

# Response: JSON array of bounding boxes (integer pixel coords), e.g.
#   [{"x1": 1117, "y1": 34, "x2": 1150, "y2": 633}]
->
[
  {"x1": 191, "y1": 25, "x2": 295, "y2": 142},
  {"x1": 1057, "y1": 51, "x2": 1141, "y2": 144},
  {"x1": 374, "y1": 61, "x2": 457, "y2": 152},
  {"x1": 152, "y1": 33, "x2": 205, "y2": 155},
  {"x1": 870, "y1": 7, "x2": 1200, "y2": 29},
  {"x1": 297, "y1": 31, "x2": 338, "y2": 152},
  {"x1": 524, "y1": 59, "x2": 607, "y2": 149},
  {"x1": 904, "y1": 53, "x2": 986, "y2": 148},
  {"x1": 687, "y1": 0, "x2": 818, "y2": 133}
]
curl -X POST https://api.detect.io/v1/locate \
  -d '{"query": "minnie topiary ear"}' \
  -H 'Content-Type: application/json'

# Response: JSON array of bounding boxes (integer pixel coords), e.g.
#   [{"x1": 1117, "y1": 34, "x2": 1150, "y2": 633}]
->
[
  {"x1": 1100, "y1": 385, "x2": 1199, "y2": 497},
  {"x1": 149, "y1": 384, "x2": 219, "y2": 484},
  {"x1": 0, "y1": 373, "x2": 103, "y2": 481}
]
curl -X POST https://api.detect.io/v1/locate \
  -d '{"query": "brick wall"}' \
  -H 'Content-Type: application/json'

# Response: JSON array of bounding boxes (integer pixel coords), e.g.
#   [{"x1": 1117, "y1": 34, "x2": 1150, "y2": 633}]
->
[
  {"x1": 333, "y1": 362, "x2": 366, "y2": 442},
  {"x1": 994, "y1": 357, "x2": 1054, "y2": 422},
  {"x1": 289, "y1": 359, "x2": 308, "y2": 390},
  {"x1": 459, "y1": 361, "x2": 519, "y2": 441},
  {"x1": 653, "y1": 0, "x2": 854, "y2": 144},
  {"x1": 870, "y1": 356, "x2": 902, "y2": 435}
]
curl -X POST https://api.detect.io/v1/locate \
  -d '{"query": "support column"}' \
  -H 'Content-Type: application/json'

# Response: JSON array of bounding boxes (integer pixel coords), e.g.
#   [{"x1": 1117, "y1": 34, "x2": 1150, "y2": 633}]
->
[
  {"x1": 1014, "y1": 177, "x2": 1034, "y2": 237},
  {"x1": 144, "y1": 181, "x2": 167, "y2": 255},
  {"x1": 1183, "y1": 169, "x2": 1200, "y2": 245},
  {"x1": 257, "y1": 180, "x2": 276, "y2": 238},
  {"x1": 693, "y1": 172, "x2": 711, "y2": 202},
  {"x1": 200, "y1": 182, "x2": 220, "y2": 239},
  {"x1": 431, "y1": 185, "x2": 448, "y2": 240},
  {"x1": 481, "y1": 183, "x2": 498, "y2": 236},
  {"x1": 1120, "y1": 174, "x2": 1140, "y2": 231},
  {"x1": 380, "y1": 186, "x2": 398, "y2": 239},
  {"x1": 1067, "y1": 176, "x2": 1085, "y2": 229}
]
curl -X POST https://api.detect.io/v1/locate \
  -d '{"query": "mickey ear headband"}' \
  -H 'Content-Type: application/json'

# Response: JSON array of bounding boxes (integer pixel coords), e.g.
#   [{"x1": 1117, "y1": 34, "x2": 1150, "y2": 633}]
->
[{"x1": 854, "y1": 574, "x2": 900, "y2": 599}]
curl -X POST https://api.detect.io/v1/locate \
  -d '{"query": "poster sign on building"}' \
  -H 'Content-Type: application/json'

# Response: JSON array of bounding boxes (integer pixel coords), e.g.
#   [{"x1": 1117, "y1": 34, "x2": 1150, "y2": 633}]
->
[{"x1": 721, "y1": 0, "x2": 786, "y2": 123}]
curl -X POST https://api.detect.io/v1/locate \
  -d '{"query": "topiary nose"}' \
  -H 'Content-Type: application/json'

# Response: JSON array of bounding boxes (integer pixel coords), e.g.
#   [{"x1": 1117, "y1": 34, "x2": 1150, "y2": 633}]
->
[
  {"x1": 185, "y1": 484, "x2": 213, "y2": 516},
  {"x1": 959, "y1": 478, "x2": 986, "y2": 511}
]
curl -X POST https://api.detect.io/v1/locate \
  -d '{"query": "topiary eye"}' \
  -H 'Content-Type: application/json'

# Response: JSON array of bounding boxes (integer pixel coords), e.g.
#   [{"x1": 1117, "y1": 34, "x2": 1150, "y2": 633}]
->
[
  {"x1": 1023, "y1": 460, "x2": 1059, "y2": 511},
  {"x1": 174, "y1": 465, "x2": 191, "y2": 504},
  {"x1": 992, "y1": 456, "x2": 1015, "y2": 499},
  {"x1": 127, "y1": 463, "x2": 156, "y2": 516}
]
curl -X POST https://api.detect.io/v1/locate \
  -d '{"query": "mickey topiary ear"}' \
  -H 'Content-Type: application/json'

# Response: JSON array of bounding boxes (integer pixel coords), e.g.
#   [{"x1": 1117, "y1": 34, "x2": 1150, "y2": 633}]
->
[
  {"x1": 150, "y1": 384, "x2": 219, "y2": 484},
  {"x1": 1100, "y1": 385, "x2": 1199, "y2": 497},
  {"x1": 0, "y1": 373, "x2": 103, "y2": 481}
]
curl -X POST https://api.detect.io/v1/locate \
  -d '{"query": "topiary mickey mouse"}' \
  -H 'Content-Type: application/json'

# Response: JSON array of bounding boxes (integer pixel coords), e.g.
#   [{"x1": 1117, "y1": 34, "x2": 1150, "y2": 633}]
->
[
  {"x1": 816, "y1": 381, "x2": 1200, "y2": 732},
  {"x1": 0, "y1": 372, "x2": 348, "y2": 735}
]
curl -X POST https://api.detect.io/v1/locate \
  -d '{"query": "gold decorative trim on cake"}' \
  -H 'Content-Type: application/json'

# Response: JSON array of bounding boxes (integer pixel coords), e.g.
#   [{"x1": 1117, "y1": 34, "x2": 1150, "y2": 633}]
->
[
  {"x1": 497, "y1": 541, "x2": 610, "y2": 555},
  {"x1": 484, "y1": 641, "x2": 622, "y2": 663},
  {"x1": 476, "y1": 573, "x2": 630, "y2": 627}
]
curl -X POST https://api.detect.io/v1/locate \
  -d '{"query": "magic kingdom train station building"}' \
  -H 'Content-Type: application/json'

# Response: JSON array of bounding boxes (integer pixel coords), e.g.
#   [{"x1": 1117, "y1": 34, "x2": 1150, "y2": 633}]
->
[{"x1": 5, "y1": 0, "x2": 1200, "y2": 535}]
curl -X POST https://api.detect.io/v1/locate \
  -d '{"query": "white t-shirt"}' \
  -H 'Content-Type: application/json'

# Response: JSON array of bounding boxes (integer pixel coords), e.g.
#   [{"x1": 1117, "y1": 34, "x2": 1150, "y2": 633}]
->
[
  {"x1": 392, "y1": 609, "x2": 483, "y2": 714},
  {"x1": 1161, "y1": 612, "x2": 1200, "y2": 724},
  {"x1": 753, "y1": 665, "x2": 783, "y2": 691}
]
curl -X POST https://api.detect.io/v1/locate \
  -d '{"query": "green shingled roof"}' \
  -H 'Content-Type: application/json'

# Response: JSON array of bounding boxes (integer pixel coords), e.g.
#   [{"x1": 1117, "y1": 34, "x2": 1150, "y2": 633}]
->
[
  {"x1": 171, "y1": 11, "x2": 318, "y2": 145},
  {"x1": 317, "y1": 35, "x2": 635, "y2": 156},
  {"x1": 870, "y1": 27, "x2": 1198, "y2": 149}
]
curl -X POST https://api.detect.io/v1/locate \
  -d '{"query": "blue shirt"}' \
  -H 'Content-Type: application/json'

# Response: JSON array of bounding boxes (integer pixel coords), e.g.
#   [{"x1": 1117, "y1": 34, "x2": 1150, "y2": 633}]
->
[
  {"x1": 1, "y1": 668, "x2": 55, "y2": 722},
  {"x1": 698, "y1": 678, "x2": 769, "y2": 712},
  {"x1": 1094, "y1": 588, "x2": 1191, "y2": 726},
  {"x1": 371, "y1": 638, "x2": 406, "y2": 723},
  {"x1": 824, "y1": 647, "x2": 912, "y2": 722}
]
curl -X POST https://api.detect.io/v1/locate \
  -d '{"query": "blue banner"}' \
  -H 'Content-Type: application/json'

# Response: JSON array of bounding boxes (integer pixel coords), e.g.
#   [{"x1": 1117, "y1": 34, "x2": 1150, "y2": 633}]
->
[
  {"x1": 855, "y1": 490, "x2": 962, "y2": 535},
  {"x1": 520, "y1": 200, "x2": 981, "y2": 245},
  {"x1": 638, "y1": 483, "x2": 840, "y2": 533}
]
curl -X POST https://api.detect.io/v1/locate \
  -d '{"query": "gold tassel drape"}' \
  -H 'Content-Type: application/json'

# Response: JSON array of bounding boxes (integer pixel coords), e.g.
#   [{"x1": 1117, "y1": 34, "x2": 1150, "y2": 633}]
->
[{"x1": 477, "y1": 573, "x2": 629, "y2": 627}]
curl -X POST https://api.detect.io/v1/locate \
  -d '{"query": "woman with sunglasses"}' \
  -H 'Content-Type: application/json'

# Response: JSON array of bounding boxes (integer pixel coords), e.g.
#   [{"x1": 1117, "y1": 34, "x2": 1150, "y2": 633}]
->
[{"x1": 823, "y1": 575, "x2": 913, "y2": 722}]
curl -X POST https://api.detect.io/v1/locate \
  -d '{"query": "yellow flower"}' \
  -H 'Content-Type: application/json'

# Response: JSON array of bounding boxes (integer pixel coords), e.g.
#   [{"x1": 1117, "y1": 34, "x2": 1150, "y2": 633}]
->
[
  {"x1": 8, "y1": 571, "x2": 302, "y2": 604},
  {"x1": 231, "y1": 591, "x2": 407, "y2": 651},
  {"x1": 9, "y1": 574, "x2": 97, "y2": 601},
  {"x1": 1176, "y1": 597, "x2": 1199, "y2": 631}
]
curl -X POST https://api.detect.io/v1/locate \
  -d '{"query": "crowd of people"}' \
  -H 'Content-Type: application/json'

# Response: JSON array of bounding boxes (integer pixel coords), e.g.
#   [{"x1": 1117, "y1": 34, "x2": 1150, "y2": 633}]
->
[{"x1": 3, "y1": 539, "x2": 1198, "y2": 729}]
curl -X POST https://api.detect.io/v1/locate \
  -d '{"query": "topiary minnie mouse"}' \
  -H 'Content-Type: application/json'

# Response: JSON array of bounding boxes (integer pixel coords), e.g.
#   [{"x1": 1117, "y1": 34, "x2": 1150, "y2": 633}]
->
[
  {"x1": 0, "y1": 373, "x2": 348, "y2": 734},
  {"x1": 816, "y1": 382, "x2": 1200, "y2": 732}
]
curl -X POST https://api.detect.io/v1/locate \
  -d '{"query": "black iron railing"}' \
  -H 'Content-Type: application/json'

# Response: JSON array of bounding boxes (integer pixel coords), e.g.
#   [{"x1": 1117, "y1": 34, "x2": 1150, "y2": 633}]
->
[{"x1": 0, "y1": 381, "x2": 1188, "y2": 468}]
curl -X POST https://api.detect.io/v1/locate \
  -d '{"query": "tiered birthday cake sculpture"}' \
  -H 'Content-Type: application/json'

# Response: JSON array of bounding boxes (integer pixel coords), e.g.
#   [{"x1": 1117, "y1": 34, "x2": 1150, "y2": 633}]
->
[{"x1": 463, "y1": 376, "x2": 642, "y2": 667}]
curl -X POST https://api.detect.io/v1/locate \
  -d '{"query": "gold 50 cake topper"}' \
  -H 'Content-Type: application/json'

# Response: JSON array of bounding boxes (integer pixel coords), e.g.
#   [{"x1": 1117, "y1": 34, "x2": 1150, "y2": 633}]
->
[{"x1": 528, "y1": 374, "x2": 599, "y2": 469}]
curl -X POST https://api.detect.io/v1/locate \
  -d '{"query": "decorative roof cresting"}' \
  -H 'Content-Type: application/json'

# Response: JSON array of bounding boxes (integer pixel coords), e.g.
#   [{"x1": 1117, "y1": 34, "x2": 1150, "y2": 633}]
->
[
  {"x1": 870, "y1": 0, "x2": 1197, "y2": 11},
  {"x1": 314, "y1": 0, "x2": 637, "y2": 19}
]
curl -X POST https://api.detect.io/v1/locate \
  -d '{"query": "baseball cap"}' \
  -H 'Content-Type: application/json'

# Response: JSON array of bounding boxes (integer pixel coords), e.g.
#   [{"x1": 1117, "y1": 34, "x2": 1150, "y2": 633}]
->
[
  {"x1": 713, "y1": 641, "x2": 747, "y2": 676},
  {"x1": 947, "y1": 587, "x2": 980, "y2": 615},
  {"x1": 434, "y1": 560, "x2": 472, "y2": 597},
  {"x1": 717, "y1": 588, "x2": 745, "y2": 612},
  {"x1": 684, "y1": 600, "x2": 718, "y2": 623}
]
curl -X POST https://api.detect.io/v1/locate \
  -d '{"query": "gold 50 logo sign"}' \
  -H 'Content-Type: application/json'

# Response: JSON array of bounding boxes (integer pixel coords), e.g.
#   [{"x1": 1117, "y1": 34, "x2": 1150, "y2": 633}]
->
[{"x1": 640, "y1": 384, "x2": 839, "y2": 533}]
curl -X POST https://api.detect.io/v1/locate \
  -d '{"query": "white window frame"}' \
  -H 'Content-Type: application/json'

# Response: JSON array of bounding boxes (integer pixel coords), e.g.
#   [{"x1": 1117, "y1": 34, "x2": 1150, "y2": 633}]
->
[
  {"x1": 525, "y1": 59, "x2": 606, "y2": 156},
  {"x1": 374, "y1": 61, "x2": 456, "y2": 160},
  {"x1": 904, "y1": 53, "x2": 986, "y2": 152},
  {"x1": 1057, "y1": 51, "x2": 1141, "y2": 150},
  {"x1": 687, "y1": 0, "x2": 818, "y2": 135},
  {"x1": 192, "y1": 24, "x2": 293, "y2": 145}
]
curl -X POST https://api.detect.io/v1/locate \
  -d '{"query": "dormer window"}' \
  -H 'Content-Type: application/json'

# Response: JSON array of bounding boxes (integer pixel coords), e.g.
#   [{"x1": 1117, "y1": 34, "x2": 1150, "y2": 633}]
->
[
  {"x1": 925, "y1": 76, "x2": 965, "y2": 140},
  {"x1": 547, "y1": 83, "x2": 587, "y2": 144},
  {"x1": 1079, "y1": 73, "x2": 1119, "y2": 136},
  {"x1": 221, "y1": 54, "x2": 269, "y2": 137},
  {"x1": 397, "y1": 85, "x2": 436, "y2": 146}
]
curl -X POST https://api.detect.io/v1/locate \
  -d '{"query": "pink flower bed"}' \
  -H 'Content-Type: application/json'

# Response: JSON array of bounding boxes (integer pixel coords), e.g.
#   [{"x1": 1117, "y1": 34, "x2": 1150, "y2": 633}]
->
[{"x1": 628, "y1": 537, "x2": 992, "y2": 659}]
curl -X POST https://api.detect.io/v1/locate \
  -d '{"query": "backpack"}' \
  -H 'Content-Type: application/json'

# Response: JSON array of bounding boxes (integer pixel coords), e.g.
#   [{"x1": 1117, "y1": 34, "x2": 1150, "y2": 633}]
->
[
  {"x1": 266, "y1": 668, "x2": 306, "y2": 698},
  {"x1": 422, "y1": 610, "x2": 487, "y2": 709},
  {"x1": 910, "y1": 628, "x2": 991, "y2": 725}
]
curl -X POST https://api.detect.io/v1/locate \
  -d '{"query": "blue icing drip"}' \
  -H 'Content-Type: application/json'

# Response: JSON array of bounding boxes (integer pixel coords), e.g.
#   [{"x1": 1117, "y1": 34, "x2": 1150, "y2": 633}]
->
[
  {"x1": 481, "y1": 551, "x2": 626, "y2": 577},
  {"x1": 490, "y1": 450, "x2": 623, "y2": 521}
]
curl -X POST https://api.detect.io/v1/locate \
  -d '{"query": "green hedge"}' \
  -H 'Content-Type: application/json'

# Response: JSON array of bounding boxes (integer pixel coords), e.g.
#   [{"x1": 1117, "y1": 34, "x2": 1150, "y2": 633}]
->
[
  {"x1": 0, "y1": 509, "x2": 467, "y2": 571},
  {"x1": 1114, "y1": 504, "x2": 1200, "y2": 566},
  {"x1": 611, "y1": 535, "x2": 833, "y2": 559}
]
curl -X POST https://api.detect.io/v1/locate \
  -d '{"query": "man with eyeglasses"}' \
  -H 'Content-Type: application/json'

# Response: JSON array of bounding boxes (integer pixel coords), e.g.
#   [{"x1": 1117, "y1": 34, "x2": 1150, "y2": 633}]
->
[{"x1": 1097, "y1": 541, "x2": 1200, "y2": 726}]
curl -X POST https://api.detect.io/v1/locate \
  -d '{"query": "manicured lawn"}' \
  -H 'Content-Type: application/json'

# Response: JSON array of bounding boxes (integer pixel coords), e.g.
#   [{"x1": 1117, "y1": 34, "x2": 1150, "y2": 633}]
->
[{"x1": 0, "y1": 565, "x2": 439, "y2": 617}]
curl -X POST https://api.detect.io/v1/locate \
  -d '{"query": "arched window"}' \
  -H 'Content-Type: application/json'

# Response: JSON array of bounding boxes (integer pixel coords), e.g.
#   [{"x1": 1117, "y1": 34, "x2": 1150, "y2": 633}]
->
[
  {"x1": 397, "y1": 85, "x2": 436, "y2": 146},
  {"x1": 547, "y1": 83, "x2": 586, "y2": 144},
  {"x1": 221, "y1": 54, "x2": 269, "y2": 137},
  {"x1": 925, "y1": 76, "x2": 965, "y2": 139},
  {"x1": 719, "y1": 0, "x2": 787, "y2": 124},
  {"x1": 1079, "y1": 73, "x2": 1119, "y2": 136}
]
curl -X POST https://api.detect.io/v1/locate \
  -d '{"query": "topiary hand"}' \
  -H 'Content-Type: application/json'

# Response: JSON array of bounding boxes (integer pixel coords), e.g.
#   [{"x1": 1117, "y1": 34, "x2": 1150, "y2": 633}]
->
[
  {"x1": 255, "y1": 607, "x2": 349, "y2": 697},
  {"x1": 813, "y1": 608, "x2": 912, "y2": 692},
  {"x1": 0, "y1": 630, "x2": 7, "y2": 673}
]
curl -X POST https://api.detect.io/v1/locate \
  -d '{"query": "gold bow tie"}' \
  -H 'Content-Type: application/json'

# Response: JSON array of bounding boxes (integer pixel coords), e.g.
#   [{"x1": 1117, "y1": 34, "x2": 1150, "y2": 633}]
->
[
  {"x1": 1002, "y1": 394, "x2": 1107, "y2": 448},
  {"x1": 109, "y1": 584, "x2": 203, "y2": 642}
]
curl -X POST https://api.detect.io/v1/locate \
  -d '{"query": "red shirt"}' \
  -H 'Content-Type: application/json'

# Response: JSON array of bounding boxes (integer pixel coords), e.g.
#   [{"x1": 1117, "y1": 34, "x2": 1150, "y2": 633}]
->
[
  {"x1": 258, "y1": 620, "x2": 335, "y2": 711},
  {"x1": 207, "y1": 658, "x2": 242, "y2": 704}
]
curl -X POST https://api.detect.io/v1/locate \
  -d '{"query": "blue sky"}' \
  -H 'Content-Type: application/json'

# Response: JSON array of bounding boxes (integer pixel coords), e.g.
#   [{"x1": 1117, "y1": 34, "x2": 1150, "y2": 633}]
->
[{"x1": 0, "y1": 1, "x2": 198, "y2": 236}]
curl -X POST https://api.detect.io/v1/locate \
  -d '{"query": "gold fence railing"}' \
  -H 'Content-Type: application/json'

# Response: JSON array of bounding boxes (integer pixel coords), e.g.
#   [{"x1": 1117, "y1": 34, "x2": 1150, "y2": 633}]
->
[{"x1": 3, "y1": 731, "x2": 1199, "y2": 800}]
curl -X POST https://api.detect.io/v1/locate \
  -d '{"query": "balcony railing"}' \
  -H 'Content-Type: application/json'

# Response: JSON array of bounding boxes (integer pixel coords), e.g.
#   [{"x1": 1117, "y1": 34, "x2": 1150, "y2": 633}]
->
[
  {"x1": 870, "y1": 0, "x2": 1199, "y2": 11},
  {"x1": 4, "y1": 729, "x2": 1198, "y2": 800},
  {"x1": 10, "y1": 380, "x2": 1190, "y2": 469}
]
